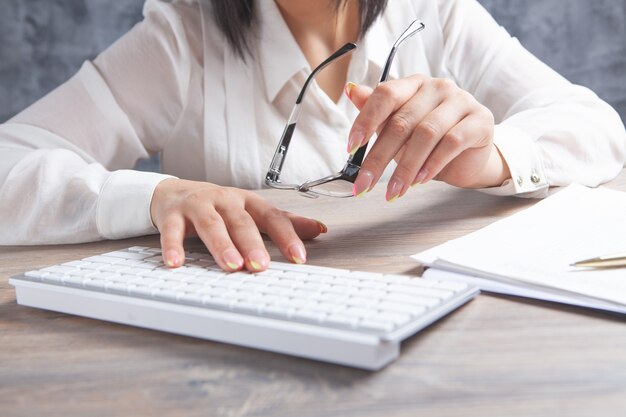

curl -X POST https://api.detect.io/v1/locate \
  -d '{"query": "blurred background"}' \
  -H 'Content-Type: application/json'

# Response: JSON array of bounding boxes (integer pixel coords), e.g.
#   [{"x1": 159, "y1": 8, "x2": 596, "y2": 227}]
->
[{"x1": 1, "y1": 0, "x2": 625, "y2": 170}]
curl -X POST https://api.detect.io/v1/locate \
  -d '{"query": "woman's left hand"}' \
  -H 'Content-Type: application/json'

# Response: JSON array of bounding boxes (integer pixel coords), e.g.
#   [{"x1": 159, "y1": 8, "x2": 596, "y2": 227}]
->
[{"x1": 345, "y1": 75, "x2": 511, "y2": 201}]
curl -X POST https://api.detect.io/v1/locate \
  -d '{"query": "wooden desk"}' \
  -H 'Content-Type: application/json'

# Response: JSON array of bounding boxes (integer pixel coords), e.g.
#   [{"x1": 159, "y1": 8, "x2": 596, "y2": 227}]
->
[{"x1": 2, "y1": 172, "x2": 626, "y2": 417}]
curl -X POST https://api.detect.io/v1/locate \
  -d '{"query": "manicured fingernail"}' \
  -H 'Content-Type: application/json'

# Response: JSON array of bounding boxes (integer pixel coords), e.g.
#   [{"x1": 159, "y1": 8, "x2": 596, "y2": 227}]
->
[
  {"x1": 344, "y1": 81, "x2": 357, "y2": 100},
  {"x1": 347, "y1": 130, "x2": 365, "y2": 155},
  {"x1": 248, "y1": 249, "x2": 268, "y2": 271},
  {"x1": 223, "y1": 249, "x2": 243, "y2": 270},
  {"x1": 353, "y1": 170, "x2": 374, "y2": 197},
  {"x1": 165, "y1": 250, "x2": 180, "y2": 268},
  {"x1": 289, "y1": 244, "x2": 307, "y2": 264},
  {"x1": 415, "y1": 169, "x2": 428, "y2": 185},
  {"x1": 386, "y1": 179, "x2": 404, "y2": 202},
  {"x1": 315, "y1": 220, "x2": 328, "y2": 234}
]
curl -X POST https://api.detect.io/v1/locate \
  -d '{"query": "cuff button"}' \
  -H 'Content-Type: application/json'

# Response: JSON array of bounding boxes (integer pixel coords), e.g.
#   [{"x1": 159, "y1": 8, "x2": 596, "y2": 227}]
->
[{"x1": 531, "y1": 173, "x2": 541, "y2": 184}]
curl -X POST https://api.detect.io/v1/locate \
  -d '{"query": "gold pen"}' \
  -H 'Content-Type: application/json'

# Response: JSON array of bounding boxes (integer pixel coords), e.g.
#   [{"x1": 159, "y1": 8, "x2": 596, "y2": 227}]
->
[{"x1": 572, "y1": 252, "x2": 626, "y2": 268}]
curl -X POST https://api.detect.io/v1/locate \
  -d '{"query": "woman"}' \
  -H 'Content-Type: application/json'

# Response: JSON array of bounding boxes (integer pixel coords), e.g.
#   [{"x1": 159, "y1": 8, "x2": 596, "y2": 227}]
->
[{"x1": 0, "y1": 0, "x2": 624, "y2": 272}]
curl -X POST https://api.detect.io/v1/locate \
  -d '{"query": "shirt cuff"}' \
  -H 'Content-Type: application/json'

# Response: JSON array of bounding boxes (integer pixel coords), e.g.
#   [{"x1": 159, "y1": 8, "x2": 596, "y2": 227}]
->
[
  {"x1": 477, "y1": 124, "x2": 549, "y2": 198},
  {"x1": 97, "y1": 169, "x2": 176, "y2": 239}
]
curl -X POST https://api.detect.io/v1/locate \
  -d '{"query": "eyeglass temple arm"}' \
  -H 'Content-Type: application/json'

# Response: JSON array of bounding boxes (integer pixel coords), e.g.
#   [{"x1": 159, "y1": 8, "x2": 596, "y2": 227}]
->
[
  {"x1": 266, "y1": 43, "x2": 357, "y2": 184},
  {"x1": 349, "y1": 20, "x2": 425, "y2": 167}
]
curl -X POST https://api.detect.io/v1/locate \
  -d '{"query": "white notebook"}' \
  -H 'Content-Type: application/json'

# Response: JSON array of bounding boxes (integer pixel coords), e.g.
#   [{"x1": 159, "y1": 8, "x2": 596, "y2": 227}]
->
[{"x1": 412, "y1": 184, "x2": 626, "y2": 314}]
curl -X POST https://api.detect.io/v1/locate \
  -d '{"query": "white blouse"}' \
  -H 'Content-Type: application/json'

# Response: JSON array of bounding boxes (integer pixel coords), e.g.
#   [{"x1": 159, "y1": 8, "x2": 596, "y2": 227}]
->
[{"x1": 0, "y1": 0, "x2": 624, "y2": 245}]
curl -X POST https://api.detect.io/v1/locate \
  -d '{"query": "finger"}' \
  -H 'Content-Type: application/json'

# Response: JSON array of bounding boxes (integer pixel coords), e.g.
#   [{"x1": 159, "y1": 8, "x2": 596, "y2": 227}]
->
[
  {"x1": 159, "y1": 213, "x2": 186, "y2": 268},
  {"x1": 415, "y1": 113, "x2": 491, "y2": 184},
  {"x1": 347, "y1": 77, "x2": 422, "y2": 155},
  {"x1": 216, "y1": 205, "x2": 270, "y2": 272},
  {"x1": 353, "y1": 85, "x2": 442, "y2": 197},
  {"x1": 288, "y1": 215, "x2": 327, "y2": 240},
  {"x1": 254, "y1": 207, "x2": 307, "y2": 264},
  {"x1": 387, "y1": 98, "x2": 470, "y2": 199},
  {"x1": 246, "y1": 197, "x2": 324, "y2": 264},
  {"x1": 188, "y1": 206, "x2": 245, "y2": 272},
  {"x1": 344, "y1": 82, "x2": 373, "y2": 111}
]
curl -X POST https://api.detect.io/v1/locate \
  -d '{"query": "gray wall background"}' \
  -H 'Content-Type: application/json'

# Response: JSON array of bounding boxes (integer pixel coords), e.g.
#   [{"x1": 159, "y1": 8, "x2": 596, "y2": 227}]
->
[{"x1": 1, "y1": 0, "x2": 625, "y2": 126}]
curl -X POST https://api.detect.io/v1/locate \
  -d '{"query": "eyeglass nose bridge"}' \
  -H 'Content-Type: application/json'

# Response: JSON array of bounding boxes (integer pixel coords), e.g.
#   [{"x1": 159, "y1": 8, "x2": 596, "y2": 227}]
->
[{"x1": 296, "y1": 161, "x2": 361, "y2": 197}]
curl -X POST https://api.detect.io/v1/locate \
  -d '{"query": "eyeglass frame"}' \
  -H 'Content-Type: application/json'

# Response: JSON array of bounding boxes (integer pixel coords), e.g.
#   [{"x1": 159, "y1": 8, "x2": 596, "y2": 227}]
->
[{"x1": 264, "y1": 19, "x2": 426, "y2": 198}]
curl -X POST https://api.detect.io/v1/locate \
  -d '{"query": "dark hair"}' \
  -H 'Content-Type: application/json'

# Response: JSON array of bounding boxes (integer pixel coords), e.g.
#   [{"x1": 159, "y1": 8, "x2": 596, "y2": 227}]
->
[{"x1": 210, "y1": 0, "x2": 388, "y2": 59}]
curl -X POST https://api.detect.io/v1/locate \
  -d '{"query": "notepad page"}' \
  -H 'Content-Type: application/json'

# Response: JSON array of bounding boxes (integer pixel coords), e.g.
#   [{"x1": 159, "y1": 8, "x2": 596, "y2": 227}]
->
[{"x1": 413, "y1": 184, "x2": 626, "y2": 306}]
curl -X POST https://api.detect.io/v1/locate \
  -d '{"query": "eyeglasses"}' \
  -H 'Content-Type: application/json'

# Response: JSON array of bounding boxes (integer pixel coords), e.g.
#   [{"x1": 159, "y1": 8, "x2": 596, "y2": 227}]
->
[{"x1": 265, "y1": 20, "x2": 426, "y2": 198}]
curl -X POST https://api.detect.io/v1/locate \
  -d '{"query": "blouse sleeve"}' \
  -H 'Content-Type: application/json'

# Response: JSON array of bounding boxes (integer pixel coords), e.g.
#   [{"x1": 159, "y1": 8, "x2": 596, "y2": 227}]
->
[
  {"x1": 0, "y1": 0, "x2": 198, "y2": 244},
  {"x1": 437, "y1": 0, "x2": 626, "y2": 197}
]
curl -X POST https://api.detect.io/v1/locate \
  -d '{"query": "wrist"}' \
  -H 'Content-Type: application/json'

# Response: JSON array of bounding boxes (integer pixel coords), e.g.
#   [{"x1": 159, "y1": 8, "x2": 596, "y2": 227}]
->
[{"x1": 471, "y1": 144, "x2": 512, "y2": 189}]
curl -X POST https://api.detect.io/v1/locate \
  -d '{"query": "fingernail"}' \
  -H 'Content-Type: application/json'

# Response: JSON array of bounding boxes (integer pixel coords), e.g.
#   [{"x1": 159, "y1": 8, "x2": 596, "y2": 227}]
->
[
  {"x1": 289, "y1": 243, "x2": 307, "y2": 264},
  {"x1": 353, "y1": 170, "x2": 374, "y2": 197},
  {"x1": 164, "y1": 250, "x2": 180, "y2": 268},
  {"x1": 344, "y1": 81, "x2": 357, "y2": 100},
  {"x1": 248, "y1": 249, "x2": 268, "y2": 271},
  {"x1": 347, "y1": 130, "x2": 365, "y2": 155},
  {"x1": 223, "y1": 249, "x2": 243, "y2": 271},
  {"x1": 386, "y1": 179, "x2": 404, "y2": 202},
  {"x1": 315, "y1": 220, "x2": 328, "y2": 234},
  {"x1": 415, "y1": 169, "x2": 428, "y2": 185}
]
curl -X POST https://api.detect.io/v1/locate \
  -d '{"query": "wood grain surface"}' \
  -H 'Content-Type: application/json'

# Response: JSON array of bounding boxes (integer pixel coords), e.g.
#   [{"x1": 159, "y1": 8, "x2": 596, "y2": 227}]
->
[{"x1": 2, "y1": 173, "x2": 626, "y2": 417}]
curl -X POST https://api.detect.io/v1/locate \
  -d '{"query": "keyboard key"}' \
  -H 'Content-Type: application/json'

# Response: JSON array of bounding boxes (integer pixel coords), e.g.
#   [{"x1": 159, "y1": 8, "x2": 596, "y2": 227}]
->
[
  {"x1": 99, "y1": 264, "x2": 131, "y2": 273},
  {"x1": 349, "y1": 271, "x2": 384, "y2": 280},
  {"x1": 177, "y1": 292, "x2": 204, "y2": 306},
  {"x1": 232, "y1": 301, "x2": 263, "y2": 314},
  {"x1": 86, "y1": 271, "x2": 120, "y2": 281},
  {"x1": 385, "y1": 293, "x2": 439, "y2": 306},
  {"x1": 346, "y1": 296, "x2": 377, "y2": 307},
  {"x1": 292, "y1": 309, "x2": 326, "y2": 323},
  {"x1": 357, "y1": 280, "x2": 388, "y2": 290},
  {"x1": 314, "y1": 302, "x2": 346, "y2": 314},
  {"x1": 63, "y1": 275, "x2": 86, "y2": 288},
  {"x1": 355, "y1": 288, "x2": 386, "y2": 299},
  {"x1": 188, "y1": 252, "x2": 214, "y2": 261},
  {"x1": 342, "y1": 307, "x2": 377, "y2": 319},
  {"x1": 144, "y1": 248, "x2": 162, "y2": 255},
  {"x1": 325, "y1": 285, "x2": 357, "y2": 295},
  {"x1": 41, "y1": 266, "x2": 78, "y2": 275},
  {"x1": 153, "y1": 289, "x2": 179, "y2": 302},
  {"x1": 84, "y1": 279, "x2": 108, "y2": 291},
  {"x1": 255, "y1": 269, "x2": 285, "y2": 278},
  {"x1": 143, "y1": 255, "x2": 164, "y2": 263},
  {"x1": 83, "y1": 255, "x2": 124, "y2": 264},
  {"x1": 103, "y1": 251, "x2": 154, "y2": 260},
  {"x1": 202, "y1": 296, "x2": 235, "y2": 310},
  {"x1": 130, "y1": 286, "x2": 157, "y2": 297},
  {"x1": 24, "y1": 270, "x2": 46, "y2": 280},
  {"x1": 387, "y1": 284, "x2": 453, "y2": 299},
  {"x1": 358, "y1": 319, "x2": 395, "y2": 333},
  {"x1": 42, "y1": 273, "x2": 66, "y2": 284},
  {"x1": 186, "y1": 260, "x2": 214, "y2": 269},
  {"x1": 403, "y1": 278, "x2": 436, "y2": 288},
  {"x1": 261, "y1": 305, "x2": 291, "y2": 318},
  {"x1": 378, "y1": 301, "x2": 429, "y2": 315},
  {"x1": 105, "y1": 282, "x2": 130, "y2": 294},
  {"x1": 324, "y1": 314, "x2": 359, "y2": 329},
  {"x1": 62, "y1": 260, "x2": 91, "y2": 268},
  {"x1": 377, "y1": 311, "x2": 412, "y2": 326},
  {"x1": 380, "y1": 275, "x2": 411, "y2": 284}
]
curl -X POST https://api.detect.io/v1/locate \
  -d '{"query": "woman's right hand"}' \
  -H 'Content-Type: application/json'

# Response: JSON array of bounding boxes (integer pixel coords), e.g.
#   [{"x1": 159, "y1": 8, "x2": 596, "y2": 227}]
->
[{"x1": 150, "y1": 179, "x2": 327, "y2": 272}]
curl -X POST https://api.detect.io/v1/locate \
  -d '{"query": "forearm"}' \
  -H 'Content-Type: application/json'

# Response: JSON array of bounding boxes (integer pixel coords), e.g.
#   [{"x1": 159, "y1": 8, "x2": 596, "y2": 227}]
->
[{"x1": 0, "y1": 121, "x2": 174, "y2": 245}]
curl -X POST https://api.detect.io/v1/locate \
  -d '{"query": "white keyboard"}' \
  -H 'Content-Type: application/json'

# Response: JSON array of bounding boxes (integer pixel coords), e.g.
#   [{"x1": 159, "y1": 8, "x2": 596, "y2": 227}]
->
[{"x1": 10, "y1": 247, "x2": 478, "y2": 370}]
